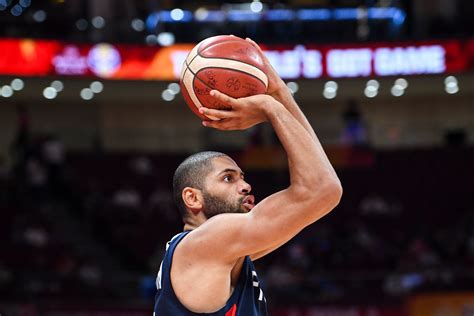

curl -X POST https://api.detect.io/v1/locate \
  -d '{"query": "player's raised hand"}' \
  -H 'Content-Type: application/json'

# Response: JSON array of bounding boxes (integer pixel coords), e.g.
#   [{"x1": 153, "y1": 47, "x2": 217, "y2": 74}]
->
[
  {"x1": 245, "y1": 37, "x2": 286, "y2": 97},
  {"x1": 200, "y1": 90, "x2": 277, "y2": 131}
]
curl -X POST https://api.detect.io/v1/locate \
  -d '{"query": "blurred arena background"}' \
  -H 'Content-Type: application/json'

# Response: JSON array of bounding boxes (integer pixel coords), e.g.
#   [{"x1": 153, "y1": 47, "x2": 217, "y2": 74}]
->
[{"x1": 1, "y1": 0, "x2": 474, "y2": 315}]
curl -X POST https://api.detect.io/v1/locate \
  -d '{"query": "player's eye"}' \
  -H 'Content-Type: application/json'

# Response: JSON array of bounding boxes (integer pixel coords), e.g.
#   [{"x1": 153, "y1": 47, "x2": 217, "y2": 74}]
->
[{"x1": 223, "y1": 175, "x2": 233, "y2": 182}]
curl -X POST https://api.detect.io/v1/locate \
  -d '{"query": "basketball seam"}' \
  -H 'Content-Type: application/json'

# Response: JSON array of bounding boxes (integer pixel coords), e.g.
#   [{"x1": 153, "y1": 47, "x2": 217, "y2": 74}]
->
[
  {"x1": 188, "y1": 38, "x2": 240, "y2": 68},
  {"x1": 190, "y1": 39, "x2": 266, "y2": 73}
]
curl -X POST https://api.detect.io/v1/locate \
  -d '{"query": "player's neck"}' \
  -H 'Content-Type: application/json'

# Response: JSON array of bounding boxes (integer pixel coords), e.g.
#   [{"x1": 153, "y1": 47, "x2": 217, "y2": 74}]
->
[{"x1": 183, "y1": 215, "x2": 206, "y2": 231}]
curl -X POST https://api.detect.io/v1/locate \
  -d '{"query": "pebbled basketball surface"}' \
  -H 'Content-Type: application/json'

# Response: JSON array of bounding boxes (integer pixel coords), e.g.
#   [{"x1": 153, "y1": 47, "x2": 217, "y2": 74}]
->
[{"x1": 180, "y1": 35, "x2": 268, "y2": 120}]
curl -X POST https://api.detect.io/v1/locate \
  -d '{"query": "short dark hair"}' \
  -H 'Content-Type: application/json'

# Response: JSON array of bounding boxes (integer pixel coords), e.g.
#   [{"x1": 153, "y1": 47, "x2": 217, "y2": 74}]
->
[{"x1": 173, "y1": 151, "x2": 227, "y2": 220}]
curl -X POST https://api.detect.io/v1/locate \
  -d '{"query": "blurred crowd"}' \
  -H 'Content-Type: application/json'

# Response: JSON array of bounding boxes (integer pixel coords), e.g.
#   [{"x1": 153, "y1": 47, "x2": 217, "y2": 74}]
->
[{"x1": 1, "y1": 106, "x2": 473, "y2": 306}]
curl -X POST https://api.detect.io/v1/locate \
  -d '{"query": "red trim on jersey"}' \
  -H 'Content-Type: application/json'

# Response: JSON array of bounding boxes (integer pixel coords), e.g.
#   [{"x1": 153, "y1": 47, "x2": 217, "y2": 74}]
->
[{"x1": 225, "y1": 304, "x2": 237, "y2": 316}]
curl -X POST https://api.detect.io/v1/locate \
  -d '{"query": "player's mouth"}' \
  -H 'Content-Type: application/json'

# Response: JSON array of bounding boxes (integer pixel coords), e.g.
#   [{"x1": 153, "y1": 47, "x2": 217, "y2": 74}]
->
[{"x1": 242, "y1": 195, "x2": 255, "y2": 210}]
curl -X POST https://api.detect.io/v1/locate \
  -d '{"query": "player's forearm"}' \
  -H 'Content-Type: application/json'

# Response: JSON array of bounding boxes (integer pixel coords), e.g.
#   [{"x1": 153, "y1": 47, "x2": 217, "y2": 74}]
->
[
  {"x1": 271, "y1": 84, "x2": 317, "y2": 143},
  {"x1": 265, "y1": 101, "x2": 339, "y2": 191},
  {"x1": 270, "y1": 85, "x2": 338, "y2": 180}
]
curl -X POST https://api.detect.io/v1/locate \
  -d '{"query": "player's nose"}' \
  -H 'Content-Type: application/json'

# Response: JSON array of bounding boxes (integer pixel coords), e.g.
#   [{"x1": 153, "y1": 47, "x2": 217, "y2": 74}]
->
[{"x1": 240, "y1": 180, "x2": 252, "y2": 194}]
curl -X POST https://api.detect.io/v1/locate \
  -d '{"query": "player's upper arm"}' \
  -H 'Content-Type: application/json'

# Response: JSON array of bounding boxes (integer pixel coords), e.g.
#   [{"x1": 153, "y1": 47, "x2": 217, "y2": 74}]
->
[{"x1": 183, "y1": 180, "x2": 342, "y2": 263}]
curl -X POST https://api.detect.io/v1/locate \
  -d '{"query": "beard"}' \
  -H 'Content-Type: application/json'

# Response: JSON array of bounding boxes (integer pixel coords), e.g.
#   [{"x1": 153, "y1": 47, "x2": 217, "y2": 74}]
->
[{"x1": 202, "y1": 191, "x2": 246, "y2": 219}]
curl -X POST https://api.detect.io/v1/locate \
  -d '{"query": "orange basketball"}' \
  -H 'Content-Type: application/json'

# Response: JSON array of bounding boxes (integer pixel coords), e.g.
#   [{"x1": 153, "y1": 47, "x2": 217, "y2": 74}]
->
[{"x1": 180, "y1": 35, "x2": 268, "y2": 120}]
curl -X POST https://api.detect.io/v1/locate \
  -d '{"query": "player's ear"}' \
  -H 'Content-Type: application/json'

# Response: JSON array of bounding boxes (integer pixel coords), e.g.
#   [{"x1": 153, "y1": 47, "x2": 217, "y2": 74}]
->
[{"x1": 182, "y1": 187, "x2": 204, "y2": 215}]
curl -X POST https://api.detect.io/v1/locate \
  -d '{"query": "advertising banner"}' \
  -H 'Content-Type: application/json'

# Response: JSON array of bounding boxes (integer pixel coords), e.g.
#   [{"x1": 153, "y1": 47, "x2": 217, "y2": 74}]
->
[{"x1": 1, "y1": 38, "x2": 474, "y2": 80}]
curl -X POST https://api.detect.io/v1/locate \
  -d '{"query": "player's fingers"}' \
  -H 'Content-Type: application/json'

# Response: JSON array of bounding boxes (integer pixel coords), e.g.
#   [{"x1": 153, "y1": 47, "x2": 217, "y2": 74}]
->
[
  {"x1": 209, "y1": 90, "x2": 239, "y2": 107},
  {"x1": 202, "y1": 119, "x2": 233, "y2": 130},
  {"x1": 199, "y1": 107, "x2": 233, "y2": 119}
]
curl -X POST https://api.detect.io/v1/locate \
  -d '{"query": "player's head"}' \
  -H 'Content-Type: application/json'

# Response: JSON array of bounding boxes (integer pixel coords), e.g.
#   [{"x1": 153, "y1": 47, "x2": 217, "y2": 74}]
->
[{"x1": 173, "y1": 151, "x2": 254, "y2": 222}]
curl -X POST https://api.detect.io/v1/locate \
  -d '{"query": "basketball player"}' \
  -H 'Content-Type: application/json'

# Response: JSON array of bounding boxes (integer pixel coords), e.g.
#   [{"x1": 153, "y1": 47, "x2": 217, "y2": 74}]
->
[{"x1": 154, "y1": 38, "x2": 342, "y2": 315}]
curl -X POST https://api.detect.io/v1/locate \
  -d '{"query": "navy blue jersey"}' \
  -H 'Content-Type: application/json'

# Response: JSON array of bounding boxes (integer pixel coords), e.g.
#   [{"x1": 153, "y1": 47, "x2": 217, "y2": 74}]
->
[{"x1": 154, "y1": 231, "x2": 268, "y2": 316}]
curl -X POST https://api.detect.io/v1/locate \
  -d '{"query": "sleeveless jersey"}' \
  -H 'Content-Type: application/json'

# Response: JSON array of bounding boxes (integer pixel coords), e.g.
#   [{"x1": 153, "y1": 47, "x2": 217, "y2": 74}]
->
[{"x1": 154, "y1": 231, "x2": 268, "y2": 316}]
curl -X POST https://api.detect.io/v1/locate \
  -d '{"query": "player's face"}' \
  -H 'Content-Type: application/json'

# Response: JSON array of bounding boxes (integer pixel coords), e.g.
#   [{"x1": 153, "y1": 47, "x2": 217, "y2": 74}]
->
[{"x1": 201, "y1": 156, "x2": 254, "y2": 219}]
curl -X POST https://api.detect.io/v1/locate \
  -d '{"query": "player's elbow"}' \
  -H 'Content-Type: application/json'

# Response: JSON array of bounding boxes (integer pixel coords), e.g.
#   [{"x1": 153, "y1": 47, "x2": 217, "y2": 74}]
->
[
  {"x1": 325, "y1": 178, "x2": 343, "y2": 207},
  {"x1": 293, "y1": 176, "x2": 343, "y2": 209}
]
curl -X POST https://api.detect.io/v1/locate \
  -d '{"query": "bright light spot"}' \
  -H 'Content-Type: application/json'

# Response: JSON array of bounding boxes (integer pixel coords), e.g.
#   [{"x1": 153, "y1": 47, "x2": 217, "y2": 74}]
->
[
  {"x1": 170, "y1": 8, "x2": 184, "y2": 21},
  {"x1": 366, "y1": 79, "x2": 380, "y2": 90},
  {"x1": 395, "y1": 78, "x2": 408, "y2": 89},
  {"x1": 195, "y1": 8, "x2": 209, "y2": 21},
  {"x1": 0, "y1": 1, "x2": 7, "y2": 11},
  {"x1": 444, "y1": 76, "x2": 458, "y2": 89},
  {"x1": 10, "y1": 4, "x2": 23, "y2": 16},
  {"x1": 145, "y1": 34, "x2": 157, "y2": 45},
  {"x1": 131, "y1": 18, "x2": 145, "y2": 32},
  {"x1": 391, "y1": 85, "x2": 404, "y2": 97},
  {"x1": 364, "y1": 86, "x2": 378, "y2": 98},
  {"x1": 43, "y1": 87, "x2": 57, "y2": 99},
  {"x1": 51, "y1": 80, "x2": 64, "y2": 92},
  {"x1": 157, "y1": 32, "x2": 175, "y2": 46},
  {"x1": 323, "y1": 89, "x2": 336, "y2": 99},
  {"x1": 76, "y1": 19, "x2": 88, "y2": 31},
  {"x1": 19, "y1": 0, "x2": 31, "y2": 7},
  {"x1": 11, "y1": 78, "x2": 24, "y2": 91},
  {"x1": 90, "y1": 81, "x2": 104, "y2": 93},
  {"x1": 167, "y1": 83, "x2": 180, "y2": 94},
  {"x1": 324, "y1": 81, "x2": 338, "y2": 93},
  {"x1": 446, "y1": 85, "x2": 459, "y2": 94},
  {"x1": 250, "y1": 1, "x2": 263, "y2": 13},
  {"x1": 33, "y1": 10, "x2": 46, "y2": 22},
  {"x1": 1, "y1": 85, "x2": 14, "y2": 98},
  {"x1": 91, "y1": 16, "x2": 105, "y2": 29},
  {"x1": 80, "y1": 88, "x2": 94, "y2": 100},
  {"x1": 287, "y1": 81, "x2": 299, "y2": 94},
  {"x1": 162, "y1": 89, "x2": 175, "y2": 101}
]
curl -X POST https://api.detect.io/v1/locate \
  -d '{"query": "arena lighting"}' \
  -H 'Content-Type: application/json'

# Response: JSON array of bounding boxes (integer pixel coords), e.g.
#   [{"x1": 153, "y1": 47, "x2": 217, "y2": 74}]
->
[
  {"x1": 167, "y1": 83, "x2": 180, "y2": 95},
  {"x1": 394, "y1": 78, "x2": 408, "y2": 89},
  {"x1": 286, "y1": 81, "x2": 299, "y2": 94},
  {"x1": 170, "y1": 8, "x2": 185, "y2": 21},
  {"x1": 1, "y1": 85, "x2": 14, "y2": 98},
  {"x1": 76, "y1": 19, "x2": 88, "y2": 31},
  {"x1": 366, "y1": 79, "x2": 380, "y2": 90},
  {"x1": 444, "y1": 76, "x2": 460, "y2": 94},
  {"x1": 324, "y1": 81, "x2": 338, "y2": 93},
  {"x1": 145, "y1": 34, "x2": 157, "y2": 45},
  {"x1": 32, "y1": 10, "x2": 46, "y2": 22},
  {"x1": 446, "y1": 84, "x2": 459, "y2": 94},
  {"x1": 11, "y1": 78, "x2": 24, "y2": 91},
  {"x1": 146, "y1": 6, "x2": 405, "y2": 24},
  {"x1": 194, "y1": 8, "x2": 209, "y2": 21},
  {"x1": 391, "y1": 85, "x2": 404, "y2": 97},
  {"x1": 365, "y1": 80, "x2": 379, "y2": 98},
  {"x1": 10, "y1": 4, "x2": 22, "y2": 16},
  {"x1": 157, "y1": 32, "x2": 175, "y2": 46},
  {"x1": 297, "y1": 9, "x2": 331, "y2": 21},
  {"x1": 91, "y1": 16, "x2": 105, "y2": 29},
  {"x1": 364, "y1": 86, "x2": 378, "y2": 98},
  {"x1": 90, "y1": 81, "x2": 104, "y2": 93},
  {"x1": 80, "y1": 88, "x2": 94, "y2": 100},
  {"x1": 323, "y1": 89, "x2": 336, "y2": 99},
  {"x1": 43, "y1": 87, "x2": 57, "y2": 100},
  {"x1": 250, "y1": 1, "x2": 263, "y2": 14},
  {"x1": 131, "y1": 18, "x2": 145, "y2": 32},
  {"x1": 266, "y1": 9, "x2": 294, "y2": 21},
  {"x1": 19, "y1": 0, "x2": 30, "y2": 7},
  {"x1": 51, "y1": 80, "x2": 64, "y2": 92},
  {"x1": 161, "y1": 89, "x2": 175, "y2": 101},
  {"x1": 444, "y1": 76, "x2": 458, "y2": 88}
]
